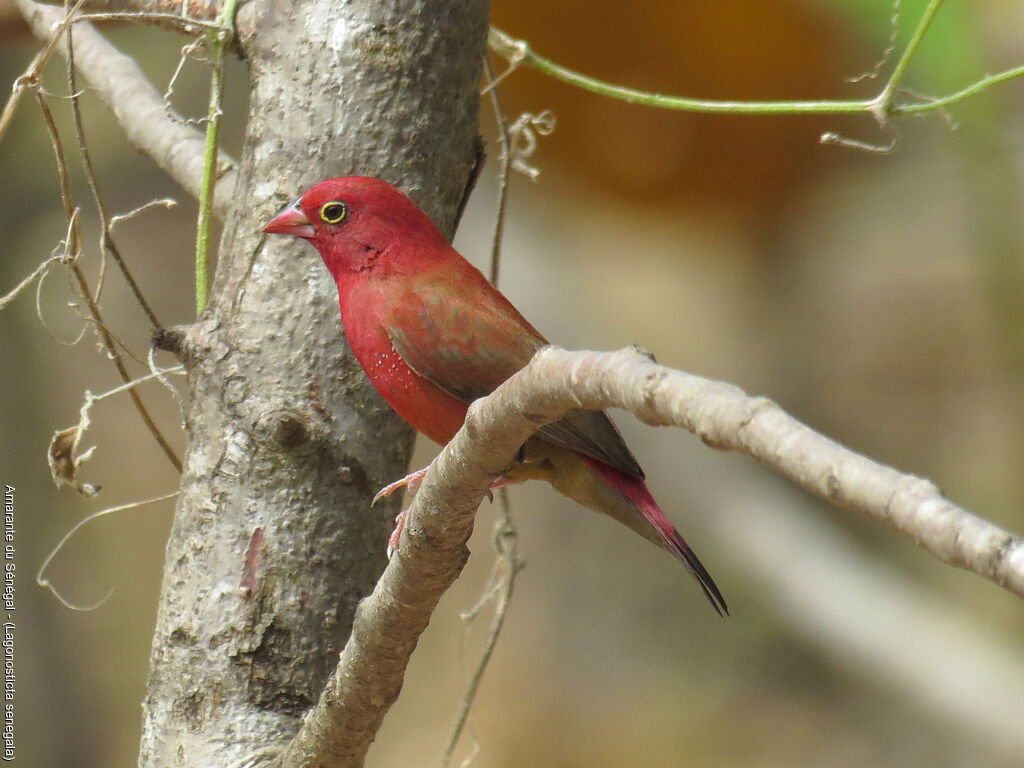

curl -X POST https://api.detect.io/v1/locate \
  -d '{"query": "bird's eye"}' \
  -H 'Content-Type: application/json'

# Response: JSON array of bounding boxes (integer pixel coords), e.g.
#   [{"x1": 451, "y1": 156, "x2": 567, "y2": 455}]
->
[{"x1": 319, "y1": 201, "x2": 348, "y2": 224}]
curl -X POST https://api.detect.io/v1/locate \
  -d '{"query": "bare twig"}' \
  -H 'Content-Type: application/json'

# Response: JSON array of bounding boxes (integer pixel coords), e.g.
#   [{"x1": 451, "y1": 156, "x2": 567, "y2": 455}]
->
[
  {"x1": 65, "y1": 16, "x2": 164, "y2": 329},
  {"x1": 76, "y1": 10, "x2": 224, "y2": 33},
  {"x1": 1, "y1": 0, "x2": 91, "y2": 142},
  {"x1": 484, "y1": 57, "x2": 511, "y2": 285},
  {"x1": 440, "y1": 490, "x2": 519, "y2": 768},
  {"x1": 0, "y1": 49, "x2": 47, "y2": 142},
  {"x1": 36, "y1": 0, "x2": 219, "y2": 16},
  {"x1": 109, "y1": 197, "x2": 177, "y2": 228},
  {"x1": 31, "y1": 84, "x2": 183, "y2": 472},
  {"x1": 14, "y1": 0, "x2": 238, "y2": 216},
  {"x1": 0, "y1": 252, "x2": 65, "y2": 311},
  {"x1": 820, "y1": 127, "x2": 898, "y2": 154},
  {"x1": 33, "y1": 0, "x2": 226, "y2": 33},
  {"x1": 37, "y1": 490, "x2": 179, "y2": 610}
]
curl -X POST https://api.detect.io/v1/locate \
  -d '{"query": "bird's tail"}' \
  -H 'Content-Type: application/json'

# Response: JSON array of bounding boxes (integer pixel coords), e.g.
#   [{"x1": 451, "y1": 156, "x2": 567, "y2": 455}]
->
[{"x1": 580, "y1": 457, "x2": 728, "y2": 616}]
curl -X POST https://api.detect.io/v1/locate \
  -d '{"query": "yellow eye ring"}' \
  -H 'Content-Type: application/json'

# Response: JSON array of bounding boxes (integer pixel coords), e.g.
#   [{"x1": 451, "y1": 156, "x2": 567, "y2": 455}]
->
[{"x1": 320, "y1": 201, "x2": 348, "y2": 224}]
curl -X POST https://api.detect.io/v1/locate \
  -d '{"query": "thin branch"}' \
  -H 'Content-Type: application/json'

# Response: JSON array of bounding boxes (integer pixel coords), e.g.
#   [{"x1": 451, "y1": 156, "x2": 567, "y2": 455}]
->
[
  {"x1": 487, "y1": 27, "x2": 870, "y2": 115},
  {"x1": 0, "y1": 49, "x2": 47, "y2": 142},
  {"x1": 0, "y1": 0, "x2": 87, "y2": 142},
  {"x1": 439, "y1": 491, "x2": 519, "y2": 768},
  {"x1": 109, "y1": 197, "x2": 177, "y2": 228},
  {"x1": 37, "y1": 490, "x2": 179, "y2": 610},
  {"x1": 0, "y1": 252, "x2": 64, "y2": 310},
  {"x1": 484, "y1": 56, "x2": 511, "y2": 285},
  {"x1": 65, "y1": 16, "x2": 164, "y2": 329},
  {"x1": 13, "y1": 0, "x2": 238, "y2": 217},
  {"x1": 896, "y1": 64, "x2": 1024, "y2": 115},
  {"x1": 276, "y1": 345, "x2": 1024, "y2": 767},
  {"x1": 33, "y1": 0, "x2": 226, "y2": 34},
  {"x1": 31, "y1": 84, "x2": 183, "y2": 472},
  {"x1": 488, "y1": 8, "x2": 1024, "y2": 125},
  {"x1": 874, "y1": 0, "x2": 943, "y2": 109}
]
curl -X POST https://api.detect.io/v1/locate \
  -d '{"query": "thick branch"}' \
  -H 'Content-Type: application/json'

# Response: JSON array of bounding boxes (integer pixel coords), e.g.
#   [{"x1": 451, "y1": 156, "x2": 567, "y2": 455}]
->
[
  {"x1": 516, "y1": 347, "x2": 1024, "y2": 596},
  {"x1": 15, "y1": 0, "x2": 237, "y2": 215},
  {"x1": 283, "y1": 345, "x2": 1023, "y2": 766}
]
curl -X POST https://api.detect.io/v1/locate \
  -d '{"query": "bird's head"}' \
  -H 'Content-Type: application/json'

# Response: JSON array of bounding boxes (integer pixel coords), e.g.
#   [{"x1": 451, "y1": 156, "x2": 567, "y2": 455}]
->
[{"x1": 261, "y1": 176, "x2": 449, "y2": 276}]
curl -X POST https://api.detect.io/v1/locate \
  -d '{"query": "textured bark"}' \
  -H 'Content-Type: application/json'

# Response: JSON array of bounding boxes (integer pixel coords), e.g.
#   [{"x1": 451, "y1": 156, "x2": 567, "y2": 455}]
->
[{"x1": 137, "y1": 1, "x2": 489, "y2": 765}]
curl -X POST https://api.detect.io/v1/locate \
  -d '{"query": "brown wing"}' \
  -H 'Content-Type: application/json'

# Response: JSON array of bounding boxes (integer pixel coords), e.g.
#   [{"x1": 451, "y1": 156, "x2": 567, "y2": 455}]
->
[{"x1": 385, "y1": 269, "x2": 644, "y2": 479}]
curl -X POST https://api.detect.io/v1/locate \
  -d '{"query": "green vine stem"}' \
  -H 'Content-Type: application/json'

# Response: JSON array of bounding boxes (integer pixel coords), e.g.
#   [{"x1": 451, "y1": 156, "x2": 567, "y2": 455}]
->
[
  {"x1": 489, "y1": 0, "x2": 1023, "y2": 123},
  {"x1": 194, "y1": 0, "x2": 238, "y2": 315},
  {"x1": 489, "y1": 26, "x2": 868, "y2": 116}
]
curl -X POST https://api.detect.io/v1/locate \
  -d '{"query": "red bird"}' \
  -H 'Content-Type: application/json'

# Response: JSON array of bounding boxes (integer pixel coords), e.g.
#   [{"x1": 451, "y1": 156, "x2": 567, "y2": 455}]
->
[{"x1": 262, "y1": 177, "x2": 726, "y2": 614}]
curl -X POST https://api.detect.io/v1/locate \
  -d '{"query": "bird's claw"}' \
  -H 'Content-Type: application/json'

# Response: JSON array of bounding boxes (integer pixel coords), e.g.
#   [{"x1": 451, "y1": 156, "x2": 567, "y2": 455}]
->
[
  {"x1": 371, "y1": 467, "x2": 429, "y2": 507},
  {"x1": 379, "y1": 472, "x2": 517, "y2": 557}
]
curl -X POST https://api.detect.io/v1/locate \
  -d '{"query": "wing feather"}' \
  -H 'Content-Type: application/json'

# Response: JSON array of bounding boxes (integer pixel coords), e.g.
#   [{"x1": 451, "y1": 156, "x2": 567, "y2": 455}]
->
[{"x1": 385, "y1": 272, "x2": 643, "y2": 479}]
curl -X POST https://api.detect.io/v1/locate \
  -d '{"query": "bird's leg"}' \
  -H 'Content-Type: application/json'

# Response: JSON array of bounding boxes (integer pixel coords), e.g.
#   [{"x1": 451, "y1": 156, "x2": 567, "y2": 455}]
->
[
  {"x1": 378, "y1": 471, "x2": 522, "y2": 558},
  {"x1": 373, "y1": 466, "x2": 523, "y2": 507}
]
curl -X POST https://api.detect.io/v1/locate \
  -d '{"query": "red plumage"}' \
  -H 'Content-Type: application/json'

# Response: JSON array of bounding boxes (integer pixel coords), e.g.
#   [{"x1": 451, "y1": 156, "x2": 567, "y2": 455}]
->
[{"x1": 262, "y1": 177, "x2": 726, "y2": 614}]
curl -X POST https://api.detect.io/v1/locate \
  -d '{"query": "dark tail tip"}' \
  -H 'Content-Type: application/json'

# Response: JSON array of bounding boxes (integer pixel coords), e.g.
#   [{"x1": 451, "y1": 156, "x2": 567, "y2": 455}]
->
[
  {"x1": 684, "y1": 544, "x2": 729, "y2": 617},
  {"x1": 579, "y1": 457, "x2": 728, "y2": 616},
  {"x1": 670, "y1": 530, "x2": 728, "y2": 617}
]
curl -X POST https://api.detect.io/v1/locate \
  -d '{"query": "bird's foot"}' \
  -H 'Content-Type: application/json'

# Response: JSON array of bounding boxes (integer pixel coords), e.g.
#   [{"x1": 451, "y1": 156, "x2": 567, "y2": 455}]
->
[
  {"x1": 372, "y1": 467, "x2": 429, "y2": 506},
  {"x1": 386, "y1": 509, "x2": 407, "y2": 559},
  {"x1": 485, "y1": 475, "x2": 521, "y2": 501},
  {"x1": 380, "y1": 473, "x2": 522, "y2": 557}
]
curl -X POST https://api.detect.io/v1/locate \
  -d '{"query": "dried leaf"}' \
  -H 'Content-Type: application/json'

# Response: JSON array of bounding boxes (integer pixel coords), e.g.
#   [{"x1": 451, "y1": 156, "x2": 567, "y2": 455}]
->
[{"x1": 48, "y1": 424, "x2": 99, "y2": 497}]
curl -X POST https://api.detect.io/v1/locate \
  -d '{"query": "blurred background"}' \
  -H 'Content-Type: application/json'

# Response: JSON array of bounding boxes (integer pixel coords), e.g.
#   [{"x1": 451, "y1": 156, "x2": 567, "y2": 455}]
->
[{"x1": 3, "y1": 0, "x2": 1024, "y2": 765}]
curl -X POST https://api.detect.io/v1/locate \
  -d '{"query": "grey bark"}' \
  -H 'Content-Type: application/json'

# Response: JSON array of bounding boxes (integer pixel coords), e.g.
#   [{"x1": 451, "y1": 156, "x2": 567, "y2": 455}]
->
[{"x1": 137, "y1": 1, "x2": 489, "y2": 765}]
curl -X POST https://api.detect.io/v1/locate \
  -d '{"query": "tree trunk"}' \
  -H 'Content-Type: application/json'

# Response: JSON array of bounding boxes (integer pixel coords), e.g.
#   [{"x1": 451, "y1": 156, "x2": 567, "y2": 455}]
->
[{"x1": 138, "y1": 2, "x2": 489, "y2": 764}]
